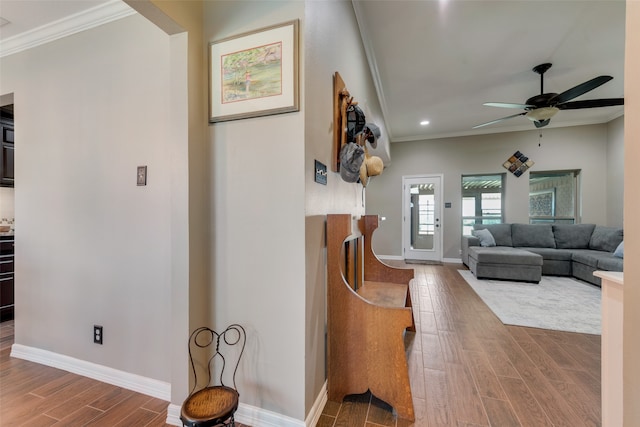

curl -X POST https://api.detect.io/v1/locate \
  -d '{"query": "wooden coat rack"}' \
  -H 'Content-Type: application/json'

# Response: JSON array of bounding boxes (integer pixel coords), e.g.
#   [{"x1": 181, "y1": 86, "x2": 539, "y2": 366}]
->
[{"x1": 332, "y1": 71, "x2": 358, "y2": 172}]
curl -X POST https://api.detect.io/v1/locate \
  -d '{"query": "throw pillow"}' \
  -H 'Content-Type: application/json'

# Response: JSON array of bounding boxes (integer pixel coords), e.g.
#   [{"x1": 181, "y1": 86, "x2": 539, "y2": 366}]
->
[
  {"x1": 474, "y1": 223, "x2": 512, "y2": 246},
  {"x1": 614, "y1": 241, "x2": 624, "y2": 258},
  {"x1": 589, "y1": 226, "x2": 624, "y2": 252},
  {"x1": 472, "y1": 228, "x2": 496, "y2": 247}
]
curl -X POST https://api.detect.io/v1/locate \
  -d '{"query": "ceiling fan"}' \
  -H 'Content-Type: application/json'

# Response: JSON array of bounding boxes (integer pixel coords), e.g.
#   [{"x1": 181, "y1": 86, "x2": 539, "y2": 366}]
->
[{"x1": 473, "y1": 63, "x2": 624, "y2": 129}]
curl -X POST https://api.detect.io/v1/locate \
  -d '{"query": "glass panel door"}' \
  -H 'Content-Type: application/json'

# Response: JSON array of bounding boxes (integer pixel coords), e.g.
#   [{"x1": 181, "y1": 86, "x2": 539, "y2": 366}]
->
[{"x1": 403, "y1": 175, "x2": 442, "y2": 262}]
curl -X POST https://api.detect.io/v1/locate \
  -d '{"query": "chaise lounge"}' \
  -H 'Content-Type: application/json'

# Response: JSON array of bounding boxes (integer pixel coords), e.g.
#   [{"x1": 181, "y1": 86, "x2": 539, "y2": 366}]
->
[{"x1": 461, "y1": 223, "x2": 623, "y2": 286}]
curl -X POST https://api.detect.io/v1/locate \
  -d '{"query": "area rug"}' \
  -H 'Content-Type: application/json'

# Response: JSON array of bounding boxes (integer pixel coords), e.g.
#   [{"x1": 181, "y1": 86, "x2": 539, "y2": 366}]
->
[{"x1": 458, "y1": 270, "x2": 601, "y2": 335}]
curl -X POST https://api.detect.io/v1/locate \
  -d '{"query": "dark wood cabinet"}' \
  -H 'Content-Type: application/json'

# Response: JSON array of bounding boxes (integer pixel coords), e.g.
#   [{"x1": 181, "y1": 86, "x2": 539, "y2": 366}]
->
[
  {"x1": 0, "y1": 235, "x2": 14, "y2": 321},
  {"x1": 1, "y1": 105, "x2": 14, "y2": 188}
]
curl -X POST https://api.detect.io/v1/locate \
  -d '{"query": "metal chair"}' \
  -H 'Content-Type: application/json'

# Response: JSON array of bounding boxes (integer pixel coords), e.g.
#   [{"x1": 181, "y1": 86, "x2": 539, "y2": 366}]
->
[{"x1": 180, "y1": 324, "x2": 246, "y2": 427}]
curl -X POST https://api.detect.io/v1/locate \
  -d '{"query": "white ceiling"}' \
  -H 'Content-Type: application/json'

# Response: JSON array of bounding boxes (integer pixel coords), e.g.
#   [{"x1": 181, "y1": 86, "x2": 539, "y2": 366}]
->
[
  {"x1": 0, "y1": 0, "x2": 626, "y2": 143},
  {"x1": 353, "y1": 0, "x2": 625, "y2": 142}
]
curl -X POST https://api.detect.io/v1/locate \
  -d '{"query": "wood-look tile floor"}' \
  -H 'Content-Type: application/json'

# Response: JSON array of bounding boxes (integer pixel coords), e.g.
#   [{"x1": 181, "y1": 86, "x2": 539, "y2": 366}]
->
[
  {"x1": 317, "y1": 263, "x2": 601, "y2": 427},
  {"x1": 0, "y1": 320, "x2": 250, "y2": 426},
  {"x1": 0, "y1": 263, "x2": 600, "y2": 427}
]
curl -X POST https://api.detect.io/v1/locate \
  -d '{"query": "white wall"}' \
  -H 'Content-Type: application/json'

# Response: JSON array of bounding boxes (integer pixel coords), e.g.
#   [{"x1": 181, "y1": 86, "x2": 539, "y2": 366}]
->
[
  {"x1": 607, "y1": 116, "x2": 624, "y2": 227},
  {"x1": 204, "y1": 1, "x2": 307, "y2": 421},
  {"x1": 203, "y1": 1, "x2": 384, "y2": 421},
  {"x1": 0, "y1": 14, "x2": 174, "y2": 381},
  {"x1": 366, "y1": 123, "x2": 621, "y2": 259},
  {"x1": 303, "y1": 0, "x2": 385, "y2": 417},
  {"x1": 304, "y1": 2, "x2": 388, "y2": 217}
]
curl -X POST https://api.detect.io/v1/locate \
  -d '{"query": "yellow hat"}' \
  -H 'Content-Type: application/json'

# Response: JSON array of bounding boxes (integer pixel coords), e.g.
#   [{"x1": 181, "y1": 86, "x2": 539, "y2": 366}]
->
[{"x1": 359, "y1": 153, "x2": 384, "y2": 187}]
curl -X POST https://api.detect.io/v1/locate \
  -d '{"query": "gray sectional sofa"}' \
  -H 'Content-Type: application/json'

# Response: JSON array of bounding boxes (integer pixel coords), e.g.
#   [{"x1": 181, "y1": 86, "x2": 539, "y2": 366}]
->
[{"x1": 461, "y1": 223, "x2": 624, "y2": 286}]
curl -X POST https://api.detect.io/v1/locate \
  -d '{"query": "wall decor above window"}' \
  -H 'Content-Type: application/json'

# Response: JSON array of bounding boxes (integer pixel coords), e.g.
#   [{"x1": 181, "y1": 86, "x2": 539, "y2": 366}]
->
[{"x1": 503, "y1": 151, "x2": 534, "y2": 177}]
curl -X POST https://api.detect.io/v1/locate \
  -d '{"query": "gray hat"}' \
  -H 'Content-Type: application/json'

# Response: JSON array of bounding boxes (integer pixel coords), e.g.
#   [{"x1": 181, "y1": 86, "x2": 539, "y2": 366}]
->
[
  {"x1": 346, "y1": 105, "x2": 366, "y2": 143},
  {"x1": 362, "y1": 123, "x2": 381, "y2": 148},
  {"x1": 339, "y1": 142, "x2": 364, "y2": 183}
]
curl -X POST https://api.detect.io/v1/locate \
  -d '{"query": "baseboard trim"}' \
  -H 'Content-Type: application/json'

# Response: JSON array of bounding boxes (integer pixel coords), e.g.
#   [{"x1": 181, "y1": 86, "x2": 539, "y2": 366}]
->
[
  {"x1": 380, "y1": 255, "x2": 463, "y2": 265},
  {"x1": 379, "y1": 255, "x2": 404, "y2": 261},
  {"x1": 165, "y1": 382, "x2": 327, "y2": 427},
  {"x1": 10, "y1": 343, "x2": 170, "y2": 401},
  {"x1": 166, "y1": 403, "x2": 182, "y2": 426},
  {"x1": 235, "y1": 402, "x2": 305, "y2": 427},
  {"x1": 305, "y1": 381, "x2": 328, "y2": 427}
]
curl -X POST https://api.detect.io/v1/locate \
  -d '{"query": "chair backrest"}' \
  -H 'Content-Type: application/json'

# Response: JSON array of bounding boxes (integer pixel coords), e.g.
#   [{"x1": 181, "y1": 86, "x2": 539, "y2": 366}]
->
[{"x1": 187, "y1": 324, "x2": 246, "y2": 396}]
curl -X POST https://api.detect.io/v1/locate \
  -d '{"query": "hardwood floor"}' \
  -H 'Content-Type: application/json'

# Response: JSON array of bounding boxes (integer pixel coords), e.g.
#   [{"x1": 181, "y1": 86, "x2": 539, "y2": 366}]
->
[
  {"x1": 0, "y1": 320, "x2": 251, "y2": 426},
  {"x1": 317, "y1": 263, "x2": 601, "y2": 427},
  {"x1": 0, "y1": 319, "x2": 174, "y2": 426},
  {"x1": 0, "y1": 263, "x2": 600, "y2": 427}
]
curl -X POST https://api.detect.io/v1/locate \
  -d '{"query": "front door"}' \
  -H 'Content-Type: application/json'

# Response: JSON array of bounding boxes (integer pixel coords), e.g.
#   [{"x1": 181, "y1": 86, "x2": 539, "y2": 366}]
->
[{"x1": 402, "y1": 175, "x2": 442, "y2": 262}]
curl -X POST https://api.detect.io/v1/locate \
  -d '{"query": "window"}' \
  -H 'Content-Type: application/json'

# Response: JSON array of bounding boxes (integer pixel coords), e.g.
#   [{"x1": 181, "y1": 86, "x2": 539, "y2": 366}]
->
[
  {"x1": 462, "y1": 174, "x2": 505, "y2": 235},
  {"x1": 410, "y1": 184, "x2": 435, "y2": 236},
  {"x1": 529, "y1": 170, "x2": 580, "y2": 224},
  {"x1": 418, "y1": 194, "x2": 435, "y2": 235}
]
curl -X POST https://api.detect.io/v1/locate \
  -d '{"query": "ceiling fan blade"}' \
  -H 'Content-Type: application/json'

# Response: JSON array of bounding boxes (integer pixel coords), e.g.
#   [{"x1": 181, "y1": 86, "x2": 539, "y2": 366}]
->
[
  {"x1": 534, "y1": 119, "x2": 550, "y2": 128},
  {"x1": 484, "y1": 102, "x2": 534, "y2": 109},
  {"x1": 551, "y1": 75, "x2": 613, "y2": 104},
  {"x1": 472, "y1": 112, "x2": 526, "y2": 129},
  {"x1": 557, "y1": 98, "x2": 624, "y2": 110}
]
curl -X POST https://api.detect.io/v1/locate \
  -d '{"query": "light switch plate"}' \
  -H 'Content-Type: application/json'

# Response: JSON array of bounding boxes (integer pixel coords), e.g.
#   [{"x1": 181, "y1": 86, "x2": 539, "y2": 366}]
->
[{"x1": 137, "y1": 166, "x2": 147, "y2": 186}]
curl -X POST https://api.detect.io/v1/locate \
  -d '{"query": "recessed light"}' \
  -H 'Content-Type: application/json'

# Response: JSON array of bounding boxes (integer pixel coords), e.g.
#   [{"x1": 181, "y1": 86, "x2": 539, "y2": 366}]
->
[{"x1": 420, "y1": 120, "x2": 430, "y2": 126}]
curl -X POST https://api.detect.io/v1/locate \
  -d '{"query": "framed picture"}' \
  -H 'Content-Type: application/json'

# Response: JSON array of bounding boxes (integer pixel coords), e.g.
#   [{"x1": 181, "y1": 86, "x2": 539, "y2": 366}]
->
[
  {"x1": 209, "y1": 20, "x2": 299, "y2": 123},
  {"x1": 530, "y1": 190, "x2": 555, "y2": 217}
]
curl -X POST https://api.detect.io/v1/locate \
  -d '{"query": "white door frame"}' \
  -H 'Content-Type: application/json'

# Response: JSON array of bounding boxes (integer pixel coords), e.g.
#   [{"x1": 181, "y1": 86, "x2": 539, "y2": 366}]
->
[{"x1": 402, "y1": 174, "x2": 443, "y2": 262}]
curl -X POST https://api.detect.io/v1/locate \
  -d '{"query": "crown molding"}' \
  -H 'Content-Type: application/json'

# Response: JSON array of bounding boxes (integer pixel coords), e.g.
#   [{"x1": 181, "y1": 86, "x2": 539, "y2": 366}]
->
[{"x1": 0, "y1": 0, "x2": 135, "y2": 58}]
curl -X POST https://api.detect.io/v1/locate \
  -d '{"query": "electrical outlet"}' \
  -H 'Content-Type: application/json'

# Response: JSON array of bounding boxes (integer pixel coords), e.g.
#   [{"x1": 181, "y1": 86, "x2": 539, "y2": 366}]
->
[{"x1": 94, "y1": 325, "x2": 103, "y2": 345}]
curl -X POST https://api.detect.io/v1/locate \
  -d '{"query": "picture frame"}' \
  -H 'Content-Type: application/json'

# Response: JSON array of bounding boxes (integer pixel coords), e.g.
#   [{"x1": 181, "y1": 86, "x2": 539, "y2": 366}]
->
[
  {"x1": 209, "y1": 20, "x2": 299, "y2": 123},
  {"x1": 530, "y1": 190, "x2": 556, "y2": 217}
]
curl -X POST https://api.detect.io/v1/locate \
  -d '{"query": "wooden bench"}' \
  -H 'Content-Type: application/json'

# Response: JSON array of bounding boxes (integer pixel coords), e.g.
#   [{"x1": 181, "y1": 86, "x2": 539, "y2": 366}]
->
[{"x1": 326, "y1": 214, "x2": 415, "y2": 421}]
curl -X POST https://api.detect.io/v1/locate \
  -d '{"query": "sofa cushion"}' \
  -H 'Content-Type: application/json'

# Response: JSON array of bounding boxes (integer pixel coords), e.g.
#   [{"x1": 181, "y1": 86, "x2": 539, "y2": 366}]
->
[
  {"x1": 474, "y1": 223, "x2": 512, "y2": 247},
  {"x1": 511, "y1": 224, "x2": 556, "y2": 248},
  {"x1": 552, "y1": 224, "x2": 595, "y2": 249},
  {"x1": 597, "y1": 255, "x2": 623, "y2": 272},
  {"x1": 572, "y1": 250, "x2": 611, "y2": 268},
  {"x1": 468, "y1": 246, "x2": 543, "y2": 266},
  {"x1": 524, "y1": 247, "x2": 574, "y2": 261},
  {"x1": 614, "y1": 241, "x2": 624, "y2": 258},
  {"x1": 471, "y1": 229, "x2": 496, "y2": 247},
  {"x1": 589, "y1": 226, "x2": 624, "y2": 252}
]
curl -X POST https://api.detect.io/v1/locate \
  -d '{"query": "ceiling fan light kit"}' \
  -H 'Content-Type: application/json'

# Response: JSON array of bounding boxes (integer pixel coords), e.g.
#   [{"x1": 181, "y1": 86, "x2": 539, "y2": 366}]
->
[
  {"x1": 526, "y1": 107, "x2": 559, "y2": 122},
  {"x1": 474, "y1": 63, "x2": 624, "y2": 129}
]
